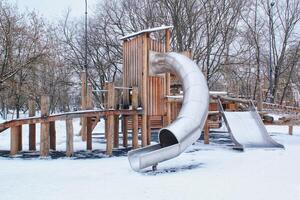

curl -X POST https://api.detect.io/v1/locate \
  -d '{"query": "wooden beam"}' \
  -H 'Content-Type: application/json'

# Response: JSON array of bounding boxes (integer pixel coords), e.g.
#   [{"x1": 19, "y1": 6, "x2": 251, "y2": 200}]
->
[
  {"x1": 105, "y1": 118, "x2": 108, "y2": 139},
  {"x1": 106, "y1": 115, "x2": 114, "y2": 155},
  {"x1": 86, "y1": 117, "x2": 93, "y2": 150},
  {"x1": 106, "y1": 82, "x2": 115, "y2": 155},
  {"x1": 288, "y1": 126, "x2": 293, "y2": 135},
  {"x1": 87, "y1": 84, "x2": 93, "y2": 109},
  {"x1": 204, "y1": 119, "x2": 209, "y2": 144},
  {"x1": 28, "y1": 99, "x2": 36, "y2": 151},
  {"x1": 49, "y1": 121, "x2": 56, "y2": 150},
  {"x1": 165, "y1": 29, "x2": 171, "y2": 52},
  {"x1": 0, "y1": 109, "x2": 143, "y2": 130},
  {"x1": 17, "y1": 125, "x2": 22, "y2": 151},
  {"x1": 113, "y1": 115, "x2": 119, "y2": 148},
  {"x1": 132, "y1": 87, "x2": 139, "y2": 149},
  {"x1": 66, "y1": 119, "x2": 74, "y2": 157},
  {"x1": 80, "y1": 71, "x2": 87, "y2": 141},
  {"x1": 40, "y1": 96, "x2": 50, "y2": 157},
  {"x1": 10, "y1": 126, "x2": 20, "y2": 155},
  {"x1": 122, "y1": 116, "x2": 128, "y2": 148},
  {"x1": 212, "y1": 96, "x2": 251, "y2": 104},
  {"x1": 141, "y1": 33, "x2": 149, "y2": 147},
  {"x1": 86, "y1": 84, "x2": 93, "y2": 150},
  {"x1": 147, "y1": 117, "x2": 151, "y2": 145},
  {"x1": 165, "y1": 29, "x2": 172, "y2": 125}
]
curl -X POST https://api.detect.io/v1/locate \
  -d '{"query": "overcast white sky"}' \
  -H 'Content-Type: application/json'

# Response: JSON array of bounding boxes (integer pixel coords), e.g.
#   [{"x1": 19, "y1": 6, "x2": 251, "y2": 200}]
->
[{"x1": 11, "y1": 0, "x2": 98, "y2": 21}]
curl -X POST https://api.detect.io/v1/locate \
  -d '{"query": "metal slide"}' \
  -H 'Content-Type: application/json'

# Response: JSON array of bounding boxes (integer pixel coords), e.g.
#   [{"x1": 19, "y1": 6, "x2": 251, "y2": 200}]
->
[
  {"x1": 128, "y1": 52, "x2": 209, "y2": 172},
  {"x1": 220, "y1": 104, "x2": 284, "y2": 150}
]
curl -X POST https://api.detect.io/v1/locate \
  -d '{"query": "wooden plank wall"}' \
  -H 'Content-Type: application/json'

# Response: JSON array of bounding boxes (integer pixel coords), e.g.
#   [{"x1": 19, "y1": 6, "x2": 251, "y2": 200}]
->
[
  {"x1": 148, "y1": 38, "x2": 166, "y2": 116},
  {"x1": 123, "y1": 35, "x2": 144, "y2": 106},
  {"x1": 123, "y1": 36, "x2": 166, "y2": 116},
  {"x1": 127, "y1": 116, "x2": 164, "y2": 130},
  {"x1": 148, "y1": 76, "x2": 165, "y2": 116},
  {"x1": 170, "y1": 102, "x2": 182, "y2": 122}
]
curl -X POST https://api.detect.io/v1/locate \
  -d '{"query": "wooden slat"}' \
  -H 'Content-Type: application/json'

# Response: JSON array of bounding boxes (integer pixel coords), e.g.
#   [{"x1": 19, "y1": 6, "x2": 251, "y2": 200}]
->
[
  {"x1": 106, "y1": 115, "x2": 114, "y2": 155},
  {"x1": 49, "y1": 121, "x2": 56, "y2": 150},
  {"x1": 122, "y1": 116, "x2": 128, "y2": 148},
  {"x1": 147, "y1": 117, "x2": 151, "y2": 145},
  {"x1": 106, "y1": 82, "x2": 115, "y2": 155},
  {"x1": 204, "y1": 120, "x2": 209, "y2": 144},
  {"x1": 66, "y1": 119, "x2": 73, "y2": 157},
  {"x1": 289, "y1": 126, "x2": 293, "y2": 135},
  {"x1": 17, "y1": 125, "x2": 22, "y2": 151},
  {"x1": 10, "y1": 126, "x2": 20, "y2": 155},
  {"x1": 113, "y1": 115, "x2": 119, "y2": 148},
  {"x1": 141, "y1": 33, "x2": 149, "y2": 147},
  {"x1": 40, "y1": 96, "x2": 50, "y2": 157},
  {"x1": 132, "y1": 87, "x2": 139, "y2": 149},
  {"x1": 86, "y1": 117, "x2": 92, "y2": 150},
  {"x1": 80, "y1": 72, "x2": 87, "y2": 141},
  {"x1": 28, "y1": 99, "x2": 36, "y2": 150}
]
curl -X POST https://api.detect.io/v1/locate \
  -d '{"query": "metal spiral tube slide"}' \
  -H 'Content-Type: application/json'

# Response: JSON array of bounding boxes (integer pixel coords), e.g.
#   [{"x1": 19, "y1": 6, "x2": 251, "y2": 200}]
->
[{"x1": 128, "y1": 52, "x2": 209, "y2": 172}]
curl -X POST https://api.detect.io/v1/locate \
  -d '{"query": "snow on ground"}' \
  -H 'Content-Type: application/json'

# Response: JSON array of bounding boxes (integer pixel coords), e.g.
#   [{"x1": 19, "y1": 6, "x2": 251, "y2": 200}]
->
[{"x1": 0, "y1": 117, "x2": 300, "y2": 200}]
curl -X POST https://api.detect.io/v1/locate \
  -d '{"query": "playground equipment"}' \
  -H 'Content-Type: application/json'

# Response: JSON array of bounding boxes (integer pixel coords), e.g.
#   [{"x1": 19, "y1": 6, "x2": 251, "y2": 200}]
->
[
  {"x1": 128, "y1": 52, "x2": 209, "y2": 171},
  {"x1": 215, "y1": 98, "x2": 284, "y2": 150},
  {"x1": 0, "y1": 25, "x2": 290, "y2": 171}
]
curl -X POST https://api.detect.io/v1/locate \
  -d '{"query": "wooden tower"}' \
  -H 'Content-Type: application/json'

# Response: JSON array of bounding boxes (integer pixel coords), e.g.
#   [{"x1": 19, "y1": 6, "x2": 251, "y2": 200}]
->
[{"x1": 121, "y1": 26, "x2": 173, "y2": 147}]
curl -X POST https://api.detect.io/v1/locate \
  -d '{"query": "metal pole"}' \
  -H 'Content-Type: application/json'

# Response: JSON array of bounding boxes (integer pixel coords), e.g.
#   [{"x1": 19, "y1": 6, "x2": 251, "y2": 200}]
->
[
  {"x1": 268, "y1": 1, "x2": 275, "y2": 103},
  {"x1": 85, "y1": 0, "x2": 88, "y2": 95}
]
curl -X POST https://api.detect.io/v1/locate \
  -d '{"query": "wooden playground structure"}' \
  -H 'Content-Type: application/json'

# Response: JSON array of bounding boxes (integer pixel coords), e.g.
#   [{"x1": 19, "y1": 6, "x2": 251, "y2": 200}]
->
[{"x1": 0, "y1": 26, "x2": 299, "y2": 157}]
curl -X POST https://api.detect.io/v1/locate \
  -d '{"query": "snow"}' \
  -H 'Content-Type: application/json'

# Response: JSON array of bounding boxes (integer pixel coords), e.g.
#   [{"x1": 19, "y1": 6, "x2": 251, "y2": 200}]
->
[
  {"x1": 0, "y1": 116, "x2": 300, "y2": 200},
  {"x1": 120, "y1": 25, "x2": 173, "y2": 40}
]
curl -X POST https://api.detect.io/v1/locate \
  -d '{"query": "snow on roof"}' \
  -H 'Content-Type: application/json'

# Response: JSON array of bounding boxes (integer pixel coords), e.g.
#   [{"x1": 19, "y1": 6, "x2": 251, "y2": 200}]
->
[{"x1": 120, "y1": 25, "x2": 173, "y2": 40}]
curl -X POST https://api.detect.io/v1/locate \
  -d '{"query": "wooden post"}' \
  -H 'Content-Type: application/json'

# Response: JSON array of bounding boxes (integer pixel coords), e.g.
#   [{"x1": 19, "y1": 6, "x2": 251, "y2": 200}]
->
[
  {"x1": 204, "y1": 119, "x2": 209, "y2": 144},
  {"x1": 106, "y1": 82, "x2": 115, "y2": 155},
  {"x1": 49, "y1": 121, "x2": 56, "y2": 150},
  {"x1": 107, "y1": 115, "x2": 114, "y2": 155},
  {"x1": 288, "y1": 126, "x2": 293, "y2": 135},
  {"x1": 113, "y1": 115, "x2": 119, "y2": 148},
  {"x1": 80, "y1": 71, "x2": 87, "y2": 141},
  {"x1": 105, "y1": 118, "x2": 108, "y2": 139},
  {"x1": 40, "y1": 95, "x2": 50, "y2": 157},
  {"x1": 122, "y1": 116, "x2": 128, "y2": 148},
  {"x1": 66, "y1": 119, "x2": 74, "y2": 157},
  {"x1": 17, "y1": 125, "x2": 22, "y2": 151},
  {"x1": 147, "y1": 117, "x2": 151, "y2": 145},
  {"x1": 87, "y1": 84, "x2": 93, "y2": 109},
  {"x1": 86, "y1": 117, "x2": 93, "y2": 150},
  {"x1": 10, "y1": 126, "x2": 20, "y2": 155},
  {"x1": 132, "y1": 87, "x2": 139, "y2": 149},
  {"x1": 86, "y1": 83, "x2": 93, "y2": 150},
  {"x1": 141, "y1": 33, "x2": 149, "y2": 147},
  {"x1": 165, "y1": 29, "x2": 172, "y2": 125},
  {"x1": 28, "y1": 99, "x2": 36, "y2": 150}
]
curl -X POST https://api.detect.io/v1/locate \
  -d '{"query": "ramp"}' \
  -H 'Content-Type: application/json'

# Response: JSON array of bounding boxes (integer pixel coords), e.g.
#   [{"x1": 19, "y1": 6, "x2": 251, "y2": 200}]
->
[{"x1": 223, "y1": 111, "x2": 284, "y2": 149}]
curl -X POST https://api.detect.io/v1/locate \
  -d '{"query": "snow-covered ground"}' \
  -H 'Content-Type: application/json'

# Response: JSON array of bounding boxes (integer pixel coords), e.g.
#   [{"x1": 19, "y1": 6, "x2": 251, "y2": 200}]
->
[{"x1": 0, "y1": 118, "x2": 300, "y2": 200}]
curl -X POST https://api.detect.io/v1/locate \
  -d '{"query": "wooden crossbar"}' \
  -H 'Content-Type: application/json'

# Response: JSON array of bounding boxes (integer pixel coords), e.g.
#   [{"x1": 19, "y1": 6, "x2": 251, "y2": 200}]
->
[{"x1": 0, "y1": 109, "x2": 143, "y2": 130}]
